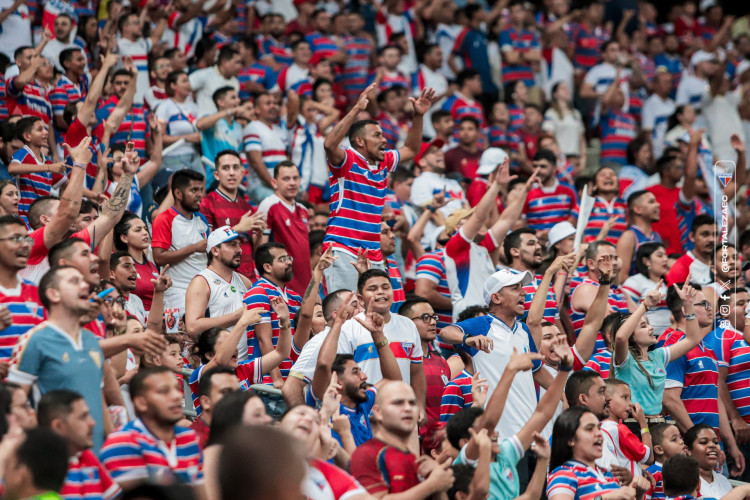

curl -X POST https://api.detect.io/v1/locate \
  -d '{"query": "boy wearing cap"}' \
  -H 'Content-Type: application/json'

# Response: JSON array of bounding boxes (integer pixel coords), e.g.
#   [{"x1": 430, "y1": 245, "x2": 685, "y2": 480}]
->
[
  {"x1": 184, "y1": 226, "x2": 254, "y2": 358},
  {"x1": 410, "y1": 138, "x2": 466, "y2": 218}
]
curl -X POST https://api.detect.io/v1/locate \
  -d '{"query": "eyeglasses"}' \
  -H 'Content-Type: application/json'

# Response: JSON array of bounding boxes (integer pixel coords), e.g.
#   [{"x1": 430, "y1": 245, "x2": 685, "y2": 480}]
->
[
  {"x1": 412, "y1": 313, "x2": 439, "y2": 324},
  {"x1": 104, "y1": 297, "x2": 127, "y2": 306},
  {"x1": 276, "y1": 256, "x2": 293, "y2": 263},
  {"x1": 0, "y1": 235, "x2": 34, "y2": 245},
  {"x1": 693, "y1": 301, "x2": 711, "y2": 310}
]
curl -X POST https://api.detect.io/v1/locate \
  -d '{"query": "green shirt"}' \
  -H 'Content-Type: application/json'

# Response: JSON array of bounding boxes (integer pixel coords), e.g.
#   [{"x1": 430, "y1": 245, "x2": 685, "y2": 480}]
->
[{"x1": 454, "y1": 434, "x2": 525, "y2": 499}]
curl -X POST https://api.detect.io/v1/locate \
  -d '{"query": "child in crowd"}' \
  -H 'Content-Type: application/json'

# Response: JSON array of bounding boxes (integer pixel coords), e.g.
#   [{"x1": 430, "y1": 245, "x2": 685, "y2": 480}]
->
[
  {"x1": 600, "y1": 379, "x2": 652, "y2": 477},
  {"x1": 647, "y1": 422, "x2": 687, "y2": 499}
]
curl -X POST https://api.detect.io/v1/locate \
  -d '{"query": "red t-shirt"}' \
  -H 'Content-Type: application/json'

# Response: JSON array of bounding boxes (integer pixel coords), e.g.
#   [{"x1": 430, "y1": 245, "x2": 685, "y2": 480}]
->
[
  {"x1": 133, "y1": 255, "x2": 159, "y2": 311},
  {"x1": 467, "y1": 176, "x2": 504, "y2": 213},
  {"x1": 646, "y1": 184, "x2": 682, "y2": 254},
  {"x1": 257, "y1": 194, "x2": 311, "y2": 296},
  {"x1": 444, "y1": 147, "x2": 482, "y2": 180},
  {"x1": 199, "y1": 190, "x2": 257, "y2": 281},
  {"x1": 350, "y1": 438, "x2": 420, "y2": 495},
  {"x1": 190, "y1": 418, "x2": 210, "y2": 450},
  {"x1": 423, "y1": 350, "x2": 450, "y2": 431}
]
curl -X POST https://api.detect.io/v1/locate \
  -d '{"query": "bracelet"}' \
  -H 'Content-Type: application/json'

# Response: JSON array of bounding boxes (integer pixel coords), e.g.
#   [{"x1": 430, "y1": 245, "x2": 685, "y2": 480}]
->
[
  {"x1": 641, "y1": 427, "x2": 650, "y2": 435},
  {"x1": 375, "y1": 338, "x2": 389, "y2": 348},
  {"x1": 425, "y1": 204, "x2": 436, "y2": 213},
  {"x1": 279, "y1": 321, "x2": 292, "y2": 329},
  {"x1": 598, "y1": 279, "x2": 611, "y2": 285},
  {"x1": 462, "y1": 332, "x2": 472, "y2": 345},
  {"x1": 642, "y1": 302, "x2": 650, "y2": 312},
  {"x1": 684, "y1": 313, "x2": 697, "y2": 321},
  {"x1": 559, "y1": 364, "x2": 572, "y2": 372},
  {"x1": 73, "y1": 161, "x2": 87, "y2": 169}
]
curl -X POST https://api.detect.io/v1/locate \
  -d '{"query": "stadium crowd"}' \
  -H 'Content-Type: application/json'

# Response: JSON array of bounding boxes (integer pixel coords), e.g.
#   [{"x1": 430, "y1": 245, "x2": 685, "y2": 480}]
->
[{"x1": 2, "y1": 0, "x2": 750, "y2": 498}]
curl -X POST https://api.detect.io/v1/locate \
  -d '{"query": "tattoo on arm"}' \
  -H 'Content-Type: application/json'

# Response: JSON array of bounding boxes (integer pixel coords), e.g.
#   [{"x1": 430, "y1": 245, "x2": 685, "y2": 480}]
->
[
  {"x1": 102, "y1": 173, "x2": 133, "y2": 217},
  {"x1": 302, "y1": 277, "x2": 317, "y2": 303}
]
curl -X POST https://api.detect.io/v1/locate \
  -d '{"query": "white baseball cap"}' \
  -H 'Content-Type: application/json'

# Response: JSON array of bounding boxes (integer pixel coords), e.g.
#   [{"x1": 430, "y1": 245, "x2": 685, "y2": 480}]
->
[
  {"x1": 483, "y1": 268, "x2": 533, "y2": 305},
  {"x1": 548, "y1": 221, "x2": 576, "y2": 248},
  {"x1": 475, "y1": 148, "x2": 509, "y2": 176},
  {"x1": 690, "y1": 50, "x2": 717, "y2": 70},
  {"x1": 207, "y1": 226, "x2": 240, "y2": 253}
]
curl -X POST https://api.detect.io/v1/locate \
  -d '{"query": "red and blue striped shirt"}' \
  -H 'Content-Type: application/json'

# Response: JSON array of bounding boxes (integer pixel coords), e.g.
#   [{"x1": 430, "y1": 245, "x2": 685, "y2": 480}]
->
[
  {"x1": 439, "y1": 369, "x2": 473, "y2": 422},
  {"x1": 522, "y1": 273, "x2": 559, "y2": 324},
  {"x1": 305, "y1": 31, "x2": 339, "y2": 60},
  {"x1": 415, "y1": 250, "x2": 452, "y2": 330},
  {"x1": 570, "y1": 279, "x2": 628, "y2": 344},
  {"x1": 571, "y1": 23, "x2": 610, "y2": 71},
  {"x1": 237, "y1": 63, "x2": 276, "y2": 101},
  {"x1": 547, "y1": 460, "x2": 621, "y2": 500},
  {"x1": 95, "y1": 97, "x2": 149, "y2": 159},
  {"x1": 257, "y1": 36, "x2": 292, "y2": 68},
  {"x1": 11, "y1": 146, "x2": 62, "y2": 218},
  {"x1": 324, "y1": 148, "x2": 400, "y2": 261},
  {"x1": 584, "y1": 196, "x2": 627, "y2": 244},
  {"x1": 61, "y1": 450, "x2": 120, "y2": 500},
  {"x1": 0, "y1": 280, "x2": 45, "y2": 362},
  {"x1": 488, "y1": 125, "x2": 521, "y2": 152},
  {"x1": 50, "y1": 74, "x2": 89, "y2": 118},
  {"x1": 442, "y1": 92, "x2": 486, "y2": 132},
  {"x1": 7, "y1": 77, "x2": 52, "y2": 124},
  {"x1": 188, "y1": 359, "x2": 262, "y2": 415},
  {"x1": 339, "y1": 35, "x2": 373, "y2": 101},
  {"x1": 243, "y1": 277, "x2": 301, "y2": 382},
  {"x1": 523, "y1": 181, "x2": 579, "y2": 231},
  {"x1": 705, "y1": 325, "x2": 750, "y2": 424},
  {"x1": 499, "y1": 27, "x2": 538, "y2": 86},
  {"x1": 584, "y1": 348, "x2": 612, "y2": 378},
  {"x1": 599, "y1": 110, "x2": 637, "y2": 165}
]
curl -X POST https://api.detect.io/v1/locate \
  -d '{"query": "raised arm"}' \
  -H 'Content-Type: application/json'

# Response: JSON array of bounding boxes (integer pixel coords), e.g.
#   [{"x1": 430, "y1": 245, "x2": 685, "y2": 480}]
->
[
  {"x1": 487, "y1": 168, "x2": 539, "y2": 247},
  {"x1": 665, "y1": 280, "x2": 703, "y2": 361},
  {"x1": 208, "y1": 307, "x2": 263, "y2": 370},
  {"x1": 601, "y1": 68, "x2": 622, "y2": 113},
  {"x1": 323, "y1": 83, "x2": 376, "y2": 167},
  {"x1": 397, "y1": 87, "x2": 437, "y2": 164},
  {"x1": 614, "y1": 284, "x2": 663, "y2": 366},
  {"x1": 294, "y1": 247, "x2": 336, "y2": 351},
  {"x1": 528, "y1": 254, "x2": 573, "y2": 348},
  {"x1": 354, "y1": 306, "x2": 402, "y2": 384},
  {"x1": 682, "y1": 128, "x2": 703, "y2": 202},
  {"x1": 461, "y1": 159, "x2": 518, "y2": 241},
  {"x1": 78, "y1": 53, "x2": 119, "y2": 126},
  {"x1": 576, "y1": 255, "x2": 614, "y2": 362},
  {"x1": 311, "y1": 294, "x2": 356, "y2": 399}
]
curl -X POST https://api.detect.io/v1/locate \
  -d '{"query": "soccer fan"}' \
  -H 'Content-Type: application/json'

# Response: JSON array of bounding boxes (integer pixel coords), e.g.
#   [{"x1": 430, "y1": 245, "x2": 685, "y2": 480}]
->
[
  {"x1": 257, "y1": 161, "x2": 311, "y2": 294},
  {"x1": 237, "y1": 37, "x2": 277, "y2": 101},
  {"x1": 350, "y1": 381, "x2": 455, "y2": 497},
  {"x1": 321, "y1": 83, "x2": 435, "y2": 291},
  {"x1": 108, "y1": 251, "x2": 145, "y2": 325},
  {"x1": 399, "y1": 297, "x2": 452, "y2": 431},
  {"x1": 665, "y1": 214, "x2": 716, "y2": 286},
  {"x1": 521, "y1": 148, "x2": 578, "y2": 231},
  {"x1": 647, "y1": 423, "x2": 687, "y2": 500},
  {"x1": 616, "y1": 190, "x2": 663, "y2": 283},
  {"x1": 442, "y1": 69, "x2": 486, "y2": 138},
  {"x1": 49, "y1": 47, "x2": 89, "y2": 133},
  {"x1": 1, "y1": 428, "x2": 70, "y2": 500},
  {"x1": 642, "y1": 71, "x2": 676, "y2": 159},
  {"x1": 38, "y1": 390, "x2": 121, "y2": 500},
  {"x1": 8, "y1": 266, "x2": 106, "y2": 450},
  {"x1": 155, "y1": 70, "x2": 201, "y2": 173},
  {"x1": 703, "y1": 244, "x2": 742, "y2": 313},
  {"x1": 450, "y1": 5, "x2": 497, "y2": 105},
  {"x1": 189, "y1": 46, "x2": 241, "y2": 115},
  {"x1": 243, "y1": 92, "x2": 286, "y2": 203},
  {"x1": 275, "y1": 39, "x2": 312, "y2": 94},
  {"x1": 151, "y1": 169, "x2": 209, "y2": 317},
  {"x1": 189, "y1": 366, "x2": 238, "y2": 448},
  {"x1": 309, "y1": 290, "x2": 402, "y2": 449},
  {"x1": 184, "y1": 226, "x2": 252, "y2": 347},
  {"x1": 244, "y1": 242, "x2": 301, "y2": 388},
  {"x1": 94, "y1": 67, "x2": 149, "y2": 161},
  {"x1": 196, "y1": 89, "x2": 254, "y2": 173},
  {"x1": 645, "y1": 152, "x2": 685, "y2": 254},
  {"x1": 143, "y1": 55, "x2": 171, "y2": 111},
  {"x1": 6, "y1": 53, "x2": 54, "y2": 139},
  {"x1": 443, "y1": 117, "x2": 483, "y2": 180},
  {"x1": 410, "y1": 138, "x2": 466, "y2": 220},
  {"x1": 100, "y1": 367, "x2": 204, "y2": 490},
  {"x1": 621, "y1": 242, "x2": 670, "y2": 336},
  {"x1": 500, "y1": 0, "x2": 540, "y2": 87}
]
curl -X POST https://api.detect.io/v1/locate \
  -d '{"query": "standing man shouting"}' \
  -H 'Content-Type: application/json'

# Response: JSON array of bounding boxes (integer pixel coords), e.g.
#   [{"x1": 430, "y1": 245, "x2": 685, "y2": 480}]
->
[{"x1": 322, "y1": 83, "x2": 436, "y2": 291}]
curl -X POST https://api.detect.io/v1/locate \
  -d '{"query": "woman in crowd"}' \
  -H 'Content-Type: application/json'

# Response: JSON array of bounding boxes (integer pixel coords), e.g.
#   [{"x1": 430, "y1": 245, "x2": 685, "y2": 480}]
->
[
  {"x1": 686, "y1": 424, "x2": 732, "y2": 499},
  {"x1": 114, "y1": 212, "x2": 159, "y2": 313},
  {"x1": 621, "y1": 242, "x2": 671, "y2": 337},
  {"x1": 543, "y1": 81, "x2": 586, "y2": 163},
  {"x1": 0, "y1": 180, "x2": 20, "y2": 217}
]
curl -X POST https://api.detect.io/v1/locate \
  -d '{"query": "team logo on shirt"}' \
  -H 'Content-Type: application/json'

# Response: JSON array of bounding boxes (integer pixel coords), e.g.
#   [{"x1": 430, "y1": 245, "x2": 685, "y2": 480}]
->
[
  {"x1": 503, "y1": 468, "x2": 514, "y2": 482},
  {"x1": 214, "y1": 279, "x2": 222, "y2": 285},
  {"x1": 25, "y1": 302, "x2": 38, "y2": 315},
  {"x1": 89, "y1": 351, "x2": 102, "y2": 368},
  {"x1": 62, "y1": 352, "x2": 70, "y2": 363},
  {"x1": 401, "y1": 342, "x2": 414, "y2": 358}
]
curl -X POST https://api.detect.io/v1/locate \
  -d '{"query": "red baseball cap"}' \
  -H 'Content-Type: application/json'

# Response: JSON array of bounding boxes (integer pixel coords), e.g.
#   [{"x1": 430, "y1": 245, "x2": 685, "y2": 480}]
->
[{"x1": 414, "y1": 139, "x2": 445, "y2": 165}]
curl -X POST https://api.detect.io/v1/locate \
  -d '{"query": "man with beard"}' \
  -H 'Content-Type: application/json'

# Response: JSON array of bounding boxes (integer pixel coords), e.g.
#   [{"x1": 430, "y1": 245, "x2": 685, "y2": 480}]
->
[
  {"x1": 616, "y1": 190, "x2": 663, "y2": 284},
  {"x1": 0, "y1": 215, "x2": 46, "y2": 371},
  {"x1": 504, "y1": 227, "x2": 560, "y2": 326},
  {"x1": 8, "y1": 266, "x2": 107, "y2": 451},
  {"x1": 665, "y1": 214, "x2": 717, "y2": 286},
  {"x1": 20, "y1": 138, "x2": 137, "y2": 285},
  {"x1": 152, "y1": 169, "x2": 210, "y2": 317},
  {"x1": 185, "y1": 226, "x2": 253, "y2": 357},
  {"x1": 38, "y1": 390, "x2": 121, "y2": 500},
  {"x1": 244, "y1": 242, "x2": 301, "y2": 389},
  {"x1": 350, "y1": 381, "x2": 455, "y2": 497},
  {"x1": 100, "y1": 367, "x2": 204, "y2": 491},
  {"x1": 257, "y1": 161, "x2": 311, "y2": 294},
  {"x1": 309, "y1": 289, "x2": 401, "y2": 449}
]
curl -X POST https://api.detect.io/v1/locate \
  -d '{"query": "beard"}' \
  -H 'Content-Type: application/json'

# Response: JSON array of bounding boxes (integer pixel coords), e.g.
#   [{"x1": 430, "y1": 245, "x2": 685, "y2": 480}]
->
[
  {"x1": 345, "y1": 383, "x2": 368, "y2": 404},
  {"x1": 281, "y1": 267, "x2": 294, "y2": 282},
  {"x1": 220, "y1": 255, "x2": 242, "y2": 270}
]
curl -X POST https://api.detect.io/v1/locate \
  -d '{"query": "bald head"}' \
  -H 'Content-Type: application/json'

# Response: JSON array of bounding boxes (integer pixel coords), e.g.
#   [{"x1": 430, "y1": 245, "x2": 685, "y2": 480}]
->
[{"x1": 373, "y1": 381, "x2": 418, "y2": 437}]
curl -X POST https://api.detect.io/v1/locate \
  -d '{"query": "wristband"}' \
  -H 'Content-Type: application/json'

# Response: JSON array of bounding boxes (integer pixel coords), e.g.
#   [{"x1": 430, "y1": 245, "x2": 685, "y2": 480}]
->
[
  {"x1": 598, "y1": 279, "x2": 611, "y2": 286},
  {"x1": 641, "y1": 427, "x2": 650, "y2": 435},
  {"x1": 684, "y1": 313, "x2": 697, "y2": 321},
  {"x1": 425, "y1": 204, "x2": 436, "y2": 213},
  {"x1": 279, "y1": 321, "x2": 292, "y2": 329},
  {"x1": 462, "y1": 332, "x2": 472, "y2": 345},
  {"x1": 375, "y1": 338, "x2": 389, "y2": 348},
  {"x1": 642, "y1": 302, "x2": 650, "y2": 312},
  {"x1": 73, "y1": 161, "x2": 86, "y2": 169},
  {"x1": 559, "y1": 364, "x2": 572, "y2": 372}
]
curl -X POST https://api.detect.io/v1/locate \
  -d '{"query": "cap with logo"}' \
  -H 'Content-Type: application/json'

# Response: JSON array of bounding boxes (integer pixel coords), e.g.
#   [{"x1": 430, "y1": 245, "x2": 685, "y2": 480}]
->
[{"x1": 207, "y1": 226, "x2": 240, "y2": 253}]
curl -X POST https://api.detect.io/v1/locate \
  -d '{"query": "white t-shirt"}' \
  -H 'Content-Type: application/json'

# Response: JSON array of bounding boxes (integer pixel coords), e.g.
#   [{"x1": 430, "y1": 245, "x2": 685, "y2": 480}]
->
[
  {"x1": 41, "y1": 39, "x2": 79, "y2": 72},
  {"x1": 410, "y1": 171, "x2": 465, "y2": 217},
  {"x1": 453, "y1": 314, "x2": 540, "y2": 441},
  {"x1": 162, "y1": 16, "x2": 203, "y2": 59},
  {"x1": 621, "y1": 274, "x2": 671, "y2": 337},
  {"x1": 542, "y1": 107, "x2": 585, "y2": 156},
  {"x1": 189, "y1": 65, "x2": 239, "y2": 116},
  {"x1": 0, "y1": 0, "x2": 31, "y2": 59},
  {"x1": 444, "y1": 228, "x2": 499, "y2": 320},
  {"x1": 676, "y1": 75, "x2": 709, "y2": 112},
  {"x1": 699, "y1": 471, "x2": 732, "y2": 499},
  {"x1": 243, "y1": 120, "x2": 288, "y2": 184},
  {"x1": 116, "y1": 37, "x2": 152, "y2": 104},
  {"x1": 337, "y1": 312, "x2": 423, "y2": 385},
  {"x1": 641, "y1": 94, "x2": 676, "y2": 159},
  {"x1": 155, "y1": 98, "x2": 199, "y2": 156},
  {"x1": 125, "y1": 292, "x2": 146, "y2": 326},
  {"x1": 289, "y1": 325, "x2": 331, "y2": 383}
]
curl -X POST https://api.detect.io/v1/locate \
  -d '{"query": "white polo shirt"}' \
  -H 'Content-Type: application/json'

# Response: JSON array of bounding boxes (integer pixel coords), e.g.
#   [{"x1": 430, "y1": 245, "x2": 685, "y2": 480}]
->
[{"x1": 451, "y1": 314, "x2": 541, "y2": 441}]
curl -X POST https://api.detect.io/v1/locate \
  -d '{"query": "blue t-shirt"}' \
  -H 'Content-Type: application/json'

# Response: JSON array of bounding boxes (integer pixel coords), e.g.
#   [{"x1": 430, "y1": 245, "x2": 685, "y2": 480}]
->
[{"x1": 308, "y1": 386, "x2": 378, "y2": 447}]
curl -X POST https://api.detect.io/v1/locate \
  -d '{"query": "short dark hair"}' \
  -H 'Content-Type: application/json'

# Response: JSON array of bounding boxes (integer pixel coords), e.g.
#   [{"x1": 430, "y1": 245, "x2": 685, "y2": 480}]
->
[
  {"x1": 666, "y1": 282, "x2": 703, "y2": 319},
  {"x1": 27, "y1": 195, "x2": 59, "y2": 230},
  {"x1": 456, "y1": 305, "x2": 489, "y2": 322},
  {"x1": 332, "y1": 353, "x2": 354, "y2": 375},
  {"x1": 109, "y1": 250, "x2": 131, "y2": 271},
  {"x1": 254, "y1": 242, "x2": 286, "y2": 277},
  {"x1": 117, "y1": 11, "x2": 138, "y2": 32},
  {"x1": 215, "y1": 149, "x2": 242, "y2": 167},
  {"x1": 291, "y1": 38, "x2": 311, "y2": 52},
  {"x1": 376, "y1": 86, "x2": 400, "y2": 105},
  {"x1": 171, "y1": 169, "x2": 205, "y2": 198},
  {"x1": 431, "y1": 109, "x2": 451, "y2": 124},
  {"x1": 684, "y1": 423, "x2": 716, "y2": 450},
  {"x1": 15, "y1": 115, "x2": 42, "y2": 143},
  {"x1": 322, "y1": 289, "x2": 350, "y2": 323},
  {"x1": 584, "y1": 239, "x2": 615, "y2": 264},
  {"x1": 197, "y1": 366, "x2": 236, "y2": 398},
  {"x1": 398, "y1": 296, "x2": 429, "y2": 317},
  {"x1": 48, "y1": 237, "x2": 87, "y2": 268},
  {"x1": 662, "y1": 454, "x2": 700, "y2": 496},
  {"x1": 38, "y1": 265, "x2": 76, "y2": 310},
  {"x1": 389, "y1": 168, "x2": 414, "y2": 187},
  {"x1": 357, "y1": 269, "x2": 391, "y2": 295},
  {"x1": 59, "y1": 47, "x2": 81, "y2": 71},
  {"x1": 458, "y1": 116, "x2": 480, "y2": 129},
  {"x1": 377, "y1": 43, "x2": 402, "y2": 57},
  {"x1": 112, "y1": 68, "x2": 133, "y2": 81},
  {"x1": 650, "y1": 422, "x2": 676, "y2": 450},
  {"x1": 691, "y1": 214, "x2": 715, "y2": 233},
  {"x1": 273, "y1": 160, "x2": 299, "y2": 179},
  {"x1": 217, "y1": 46, "x2": 240, "y2": 65},
  {"x1": 503, "y1": 227, "x2": 536, "y2": 264},
  {"x1": 13, "y1": 46, "x2": 32, "y2": 61},
  {"x1": 14, "y1": 428, "x2": 69, "y2": 492},
  {"x1": 533, "y1": 148, "x2": 556, "y2": 164},
  {"x1": 456, "y1": 69, "x2": 480, "y2": 88},
  {"x1": 0, "y1": 215, "x2": 28, "y2": 234},
  {"x1": 634, "y1": 241, "x2": 665, "y2": 276},
  {"x1": 165, "y1": 70, "x2": 184, "y2": 97},
  {"x1": 626, "y1": 190, "x2": 650, "y2": 212},
  {"x1": 37, "y1": 389, "x2": 84, "y2": 427},
  {"x1": 445, "y1": 406, "x2": 483, "y2": 449},
  {"x1": 209, "y1": 391, "x2": 259, "y2": 446},
  {"x1": 448, "y1": 464, "x2": 475, "y2": 500},
  {"x1": 212, "y1": 86, "x2": 236, "y2": 107},
  {"x1": 129, "y1": 366, "x2": 174, "y2": 400},
  {"x1": 348, "y1": 119, "x2": 379, "y2": 145},
  {"x1": 564, "y1": 370, "x2": 602, "y2": 408},
  {"x1": 601, "y1": 39, "x2": 619, "y2": 52}
]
